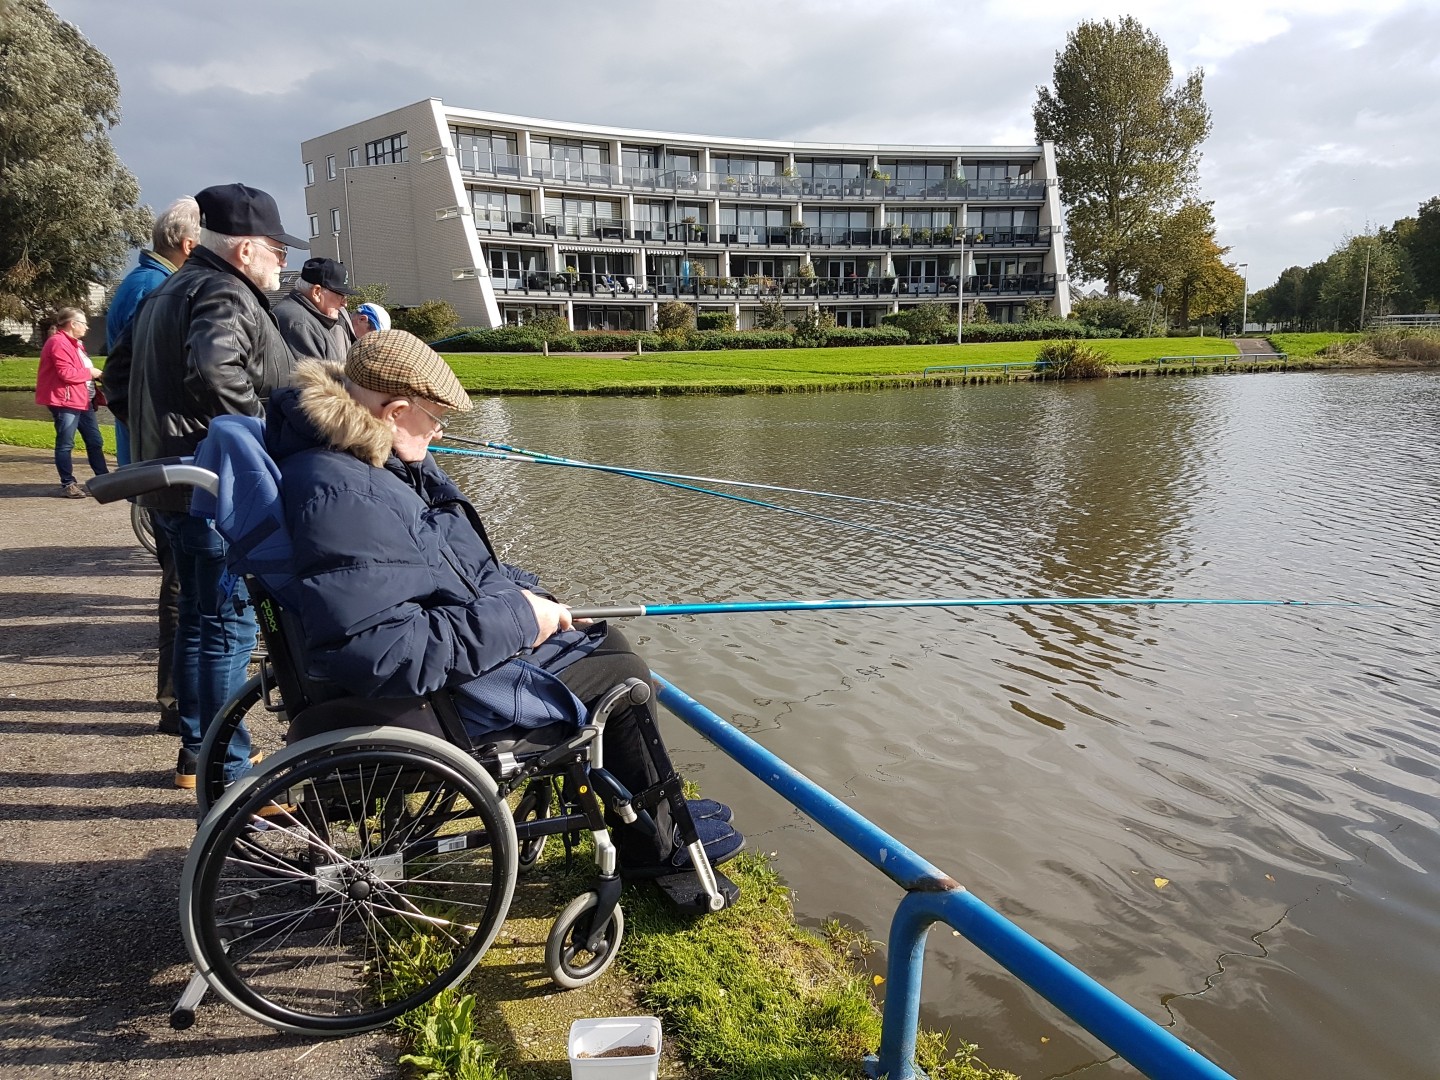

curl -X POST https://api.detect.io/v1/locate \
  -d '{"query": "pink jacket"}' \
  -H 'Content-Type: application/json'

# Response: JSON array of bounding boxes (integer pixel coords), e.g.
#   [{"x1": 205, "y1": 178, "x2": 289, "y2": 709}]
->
[{"x1": 36, "y1": 331, "x2": 96, "y2": 410}]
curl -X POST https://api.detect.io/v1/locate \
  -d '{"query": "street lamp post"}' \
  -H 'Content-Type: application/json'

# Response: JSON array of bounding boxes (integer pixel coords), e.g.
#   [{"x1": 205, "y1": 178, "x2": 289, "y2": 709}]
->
[{"x1": 1238, "y1": 262, "x2": 1249, "y2": 334}]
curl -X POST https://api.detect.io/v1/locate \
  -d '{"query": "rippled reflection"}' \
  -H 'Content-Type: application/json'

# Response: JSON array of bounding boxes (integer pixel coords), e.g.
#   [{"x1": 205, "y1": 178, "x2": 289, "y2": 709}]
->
[{"x1": 440, "y1": 371, "x2": 1440, "y2": 1079}]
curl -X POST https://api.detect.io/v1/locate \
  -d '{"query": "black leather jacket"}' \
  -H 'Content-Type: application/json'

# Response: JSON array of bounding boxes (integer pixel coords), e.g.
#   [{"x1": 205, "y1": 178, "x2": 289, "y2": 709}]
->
[{"x1": 128, "y1": 245, "x2": 296, "y2": 511}]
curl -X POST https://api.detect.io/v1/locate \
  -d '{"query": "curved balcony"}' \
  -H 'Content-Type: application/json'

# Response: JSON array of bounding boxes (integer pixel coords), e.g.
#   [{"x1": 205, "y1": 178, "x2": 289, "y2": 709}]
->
[
  {"x1": 487, "y1": 272, "x2": 1059, "y2": 300},
  {"x1": 476, "y1": 214, "x2": 1056, "y2": 250},
  {"x1": 458, "y1": 151, "x2": 1049, "y2": 202}
]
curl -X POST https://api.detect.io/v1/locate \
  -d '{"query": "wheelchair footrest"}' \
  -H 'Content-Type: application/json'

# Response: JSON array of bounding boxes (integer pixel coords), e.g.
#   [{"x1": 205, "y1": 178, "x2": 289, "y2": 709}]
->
[{"x1": 650, "y1": 868, "x2": 740, "y2": 915}]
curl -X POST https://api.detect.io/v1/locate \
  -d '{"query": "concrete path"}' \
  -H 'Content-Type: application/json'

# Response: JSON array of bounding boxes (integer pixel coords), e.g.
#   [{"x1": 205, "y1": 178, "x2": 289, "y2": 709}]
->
[
  {"x1": 0, "y1": 445, "x2": 398, "y2": 1079},
  {"x1": 1234, "y1": 337, "x2": 1273, "y2": 355}
]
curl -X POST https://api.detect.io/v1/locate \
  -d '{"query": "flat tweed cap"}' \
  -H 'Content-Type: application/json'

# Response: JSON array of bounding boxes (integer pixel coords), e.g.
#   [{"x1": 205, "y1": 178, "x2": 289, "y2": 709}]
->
[{"x1": 344, "y1": 330, "x2": 473, "y2": 412}]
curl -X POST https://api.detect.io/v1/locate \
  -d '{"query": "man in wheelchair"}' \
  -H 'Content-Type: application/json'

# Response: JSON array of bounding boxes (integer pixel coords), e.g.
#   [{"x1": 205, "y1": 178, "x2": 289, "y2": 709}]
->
[{"x1": 264, "y1": 329, "x2": 744, "y2": 877}]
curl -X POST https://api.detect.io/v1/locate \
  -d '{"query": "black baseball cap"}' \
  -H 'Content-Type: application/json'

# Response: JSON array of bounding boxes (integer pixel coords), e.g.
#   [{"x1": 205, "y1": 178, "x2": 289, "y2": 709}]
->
[
  {"x1": 195, "y1": 183, "x2": 308, "y2": 248},
  {"x1": 299, "y1": 257, "x2": 356, "y2": 296}
]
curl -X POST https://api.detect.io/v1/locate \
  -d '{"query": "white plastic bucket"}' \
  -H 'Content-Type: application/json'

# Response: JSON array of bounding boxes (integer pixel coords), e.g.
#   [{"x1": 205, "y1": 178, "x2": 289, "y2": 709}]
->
[{"x1": 567, "y1": 1015, "x2": 662, "y2": 1080}]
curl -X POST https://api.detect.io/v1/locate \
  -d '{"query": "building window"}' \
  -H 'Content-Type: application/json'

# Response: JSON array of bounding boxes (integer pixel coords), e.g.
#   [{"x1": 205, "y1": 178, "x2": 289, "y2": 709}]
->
[
  {"x1": 720, "y1": 205, "x2": 788, "y2": 243},
  {"x1": 533, "y1": 136, "x2": 610, "y2": 181},
  {"x1": 470, "y1": 187, "x2": 532, "y2": 229},
  {"x1": 544, "y1": 195, "x2": 621, "y2": 236},
  {"x1": 304, "y1": 161, "x2": 315, "y2": 186},
  {"x1": 451, "y1": 126, "x2": 518, "y2": 173},
  {"x1": 803, "y1": 208, "x2": 874, "y2": 243},
  {"x1": 326, "y1": 155, "x2": 336, "y2": 180},
  {"x1": 348, "y1": 147, "x2": 359, "y2": 168},
  {"x1": 365, "y1": 131, "x2": 408, "y2": 165},
  {"x1": 308, "y1": 214, "x2": 319, "y2": 238},
  {"x1": 835, "y1": 309, "x2": 866, "y2": 327},
  {"x1": 330, "y1": 208, "x2": 341, "y2": 233}
]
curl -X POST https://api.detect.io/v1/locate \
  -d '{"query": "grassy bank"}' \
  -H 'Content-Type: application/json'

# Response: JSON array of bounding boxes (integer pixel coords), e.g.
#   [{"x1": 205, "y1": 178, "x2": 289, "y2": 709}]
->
[
  {"x1": 394, "y1": 837, "x2": 1017, "y2": 1080},
  {"x1": 0, "y1": 416, "x2": 117, "y2": 453},
  {"x1": 1267, "y1": 332, "x2": 1362, "y2": 358}
]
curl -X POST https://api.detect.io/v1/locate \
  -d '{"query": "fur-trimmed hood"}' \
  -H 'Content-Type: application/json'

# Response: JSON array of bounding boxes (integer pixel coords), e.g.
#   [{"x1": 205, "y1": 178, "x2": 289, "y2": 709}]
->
[{"x1": 268, "y1": 359, "x2": 393, "y2": 468}]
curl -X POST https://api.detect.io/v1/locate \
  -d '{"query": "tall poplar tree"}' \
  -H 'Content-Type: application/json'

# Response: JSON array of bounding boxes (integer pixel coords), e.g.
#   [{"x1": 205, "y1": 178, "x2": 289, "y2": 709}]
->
[
  {"x1": 1034, "y1": 17, "x2": 1212, "y2": 298},
  {"x1": 0, "y1": 0, "x2": 151, "y2": 321}
]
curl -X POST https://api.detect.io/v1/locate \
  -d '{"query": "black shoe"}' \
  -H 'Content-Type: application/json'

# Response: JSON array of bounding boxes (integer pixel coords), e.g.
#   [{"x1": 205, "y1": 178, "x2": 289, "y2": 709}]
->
[
  {"x1": 175, "y1": 747, "x2": 197, "y2": 790},
  {"x1": 622, "y1": 817, "x2": 746, "y2": 879},
  {"x1": 158, "y1": 710, "x2": 181, "y2": 736}
]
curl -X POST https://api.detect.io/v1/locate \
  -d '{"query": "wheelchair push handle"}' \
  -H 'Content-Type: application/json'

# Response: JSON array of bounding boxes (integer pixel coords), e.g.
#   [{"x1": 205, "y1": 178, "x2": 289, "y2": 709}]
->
[{"x1": 87, "y1": 459, "x2": 220, "y2": 503}]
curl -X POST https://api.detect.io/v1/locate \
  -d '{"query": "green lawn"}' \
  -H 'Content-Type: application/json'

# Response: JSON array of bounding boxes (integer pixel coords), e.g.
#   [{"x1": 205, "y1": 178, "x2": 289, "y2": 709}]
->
[
  {"x1": 0, "y1": 416, "x2": 117, "y2": 453},
  {"x1": 1268, "y1": 332, "x2": 1361, "y2": 358},
  {"x1": 2, "y1": 338, "x2": 1239, "y2": 396}
]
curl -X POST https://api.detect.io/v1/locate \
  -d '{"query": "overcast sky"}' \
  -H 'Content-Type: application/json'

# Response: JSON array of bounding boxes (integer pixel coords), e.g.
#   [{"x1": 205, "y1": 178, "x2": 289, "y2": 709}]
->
[{"x1": 47, "y1": 0, "x2": 1440, "y2": 292}]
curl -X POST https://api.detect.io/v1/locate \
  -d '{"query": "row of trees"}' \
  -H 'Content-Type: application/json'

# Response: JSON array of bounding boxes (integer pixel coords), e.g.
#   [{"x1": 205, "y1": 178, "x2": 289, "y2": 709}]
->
[
  {"x1": 1248, "y1": 199, "x2": 1440, "y2": 330},
  {"x1": 1033, "y1": 17, "x2": 1243, "y2": 327}
]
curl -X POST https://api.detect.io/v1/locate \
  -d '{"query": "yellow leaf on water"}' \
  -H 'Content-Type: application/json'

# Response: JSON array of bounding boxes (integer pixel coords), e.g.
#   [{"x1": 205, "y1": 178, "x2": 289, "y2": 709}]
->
[
  {"x1": 1154, "y1": 877, "x2": 1170, "y2": 889},
  {"x1": 1040, "y1": 1036, "x2": 1050, "y2": 1044},
  {"x1": 1266, "y1": 874, "x2": 1275, "y2": 881},
  {"x1": 873, "y1": 974, "x2": 884, "y2": 986}
]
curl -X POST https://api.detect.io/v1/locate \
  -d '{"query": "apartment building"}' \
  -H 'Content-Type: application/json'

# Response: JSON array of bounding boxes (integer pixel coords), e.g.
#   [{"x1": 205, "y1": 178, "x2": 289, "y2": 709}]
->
[{"x1": 300, "y1": 99, "x2": 1070, "y2": 331}]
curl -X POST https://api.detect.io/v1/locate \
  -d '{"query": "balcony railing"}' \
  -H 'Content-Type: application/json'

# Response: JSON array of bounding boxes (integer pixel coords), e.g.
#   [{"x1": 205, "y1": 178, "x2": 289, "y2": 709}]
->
[
  {"x1": 487, "y1": 272, "x2": 1058, "y2": 300},
  {"x1": 459, "y1": 151, "x2": 1048, "y2": 201},
  {"x1": 481, "y1": 215, "x2": 1054, "y2": 250}
]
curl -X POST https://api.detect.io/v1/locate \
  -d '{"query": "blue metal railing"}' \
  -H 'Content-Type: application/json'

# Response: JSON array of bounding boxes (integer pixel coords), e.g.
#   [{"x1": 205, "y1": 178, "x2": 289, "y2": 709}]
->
[{"x1": 655, "y1": 675, "x2": 1234, "y2": 1080}]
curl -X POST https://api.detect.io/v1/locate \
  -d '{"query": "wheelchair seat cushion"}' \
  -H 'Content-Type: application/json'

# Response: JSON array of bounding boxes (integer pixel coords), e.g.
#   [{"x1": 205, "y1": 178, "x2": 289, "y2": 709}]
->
[{"x1": 286, "y1": 697, "x2": 575, "y2": 761}]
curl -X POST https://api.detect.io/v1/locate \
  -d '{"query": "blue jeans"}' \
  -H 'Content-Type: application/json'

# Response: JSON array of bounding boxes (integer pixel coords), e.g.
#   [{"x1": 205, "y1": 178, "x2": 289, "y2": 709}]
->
[
  {"x1": 115, "y1": 418, "x2": 132, "y2": 467},
  {"x1": 152, "y1": 511, "x2": 256, "y2": 783},
  {"x1": 49, "y1": 405, "x2": 109, "y2": 486}
]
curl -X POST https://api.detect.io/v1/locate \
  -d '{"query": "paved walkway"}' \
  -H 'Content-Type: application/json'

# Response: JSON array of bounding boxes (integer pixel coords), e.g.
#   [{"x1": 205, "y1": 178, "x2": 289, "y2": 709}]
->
[
  {"x1": 0, "y1": 446, "x2": 397, "y2": 1079},
  {"x1": 1234, "y1": 337, "x2": 1273, "y2": 355}
]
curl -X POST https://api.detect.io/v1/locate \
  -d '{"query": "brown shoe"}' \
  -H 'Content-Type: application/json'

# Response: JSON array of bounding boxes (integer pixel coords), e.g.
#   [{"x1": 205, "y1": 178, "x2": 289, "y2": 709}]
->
[{"x1": 61, "y1": 482, "x2": 86, "y2": 499}]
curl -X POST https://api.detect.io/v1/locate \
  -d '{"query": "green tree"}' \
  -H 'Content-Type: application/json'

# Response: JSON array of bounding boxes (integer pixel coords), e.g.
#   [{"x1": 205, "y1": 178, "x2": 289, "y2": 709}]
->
[
  {"x1": 391, "y1": 299, "x2": 458, "y2": 341},
  {"x1": 1317, "y1": 232, "x2": 1408, "y2": 330},
  {"x1": 0, "y1": 0, "x2": 151, "y2": 320},
  {"x1": 753, "y1": 298, "x2": 788, "y2": 330},
  {"x1": 1398, "y1": 196, "x2": 1440, "y2": 308},
  {"x1": 1034, "y1": 16, "x2": 1212, "y2": 297},
  {"x1": 1135, "y1": 201, "x2": 1242, "y2": 325},
  {"x1": 655, "y1": 300, "x2": 695, "y2": 333}
]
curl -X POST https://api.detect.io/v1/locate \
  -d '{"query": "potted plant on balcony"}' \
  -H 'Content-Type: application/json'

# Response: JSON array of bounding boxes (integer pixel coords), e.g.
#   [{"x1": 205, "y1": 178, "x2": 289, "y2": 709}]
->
[
  {"x1": 915, "y1": 226, "x2": 933, "y2": 245},
  {"x1": 937, "y1": 224, "x2": 955, "y2": 242},
  {"x1": 682, "y1": 215, "x2": 704, "y2": 242},
  {"x1": 563, "y1": 264, "x2": 580, "y2": 288},
  {"x1": 789, "y1": 220, "x2": 806, "y2": 243},
  {"x1": 896, "y1": 223, "x2": 912, "y2": 245}
]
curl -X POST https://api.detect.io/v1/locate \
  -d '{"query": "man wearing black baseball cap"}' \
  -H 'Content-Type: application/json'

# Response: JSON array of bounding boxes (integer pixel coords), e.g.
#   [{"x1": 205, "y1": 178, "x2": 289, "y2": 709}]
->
[
  {"x1": 126, "y1": 182, "x2": 308, "y2": 792},
  {"x1": 274, "y1": 257, "x2": 358, "y2": 363}
]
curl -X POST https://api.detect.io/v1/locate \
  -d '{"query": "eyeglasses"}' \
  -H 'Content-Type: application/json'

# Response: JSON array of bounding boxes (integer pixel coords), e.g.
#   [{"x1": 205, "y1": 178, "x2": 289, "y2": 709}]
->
[
  {"x1": 253, "y1": 238, "x2": 287, "y2": 259},
  {"x1": 410, "y1": 400, "x2": 448, "y2": 433}
]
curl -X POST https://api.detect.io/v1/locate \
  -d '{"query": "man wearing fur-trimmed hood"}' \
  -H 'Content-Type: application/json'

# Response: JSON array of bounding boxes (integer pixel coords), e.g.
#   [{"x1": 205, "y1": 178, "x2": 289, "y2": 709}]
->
[{"x1": 263, "y1": 331, "x2": 745, "y2": 876}]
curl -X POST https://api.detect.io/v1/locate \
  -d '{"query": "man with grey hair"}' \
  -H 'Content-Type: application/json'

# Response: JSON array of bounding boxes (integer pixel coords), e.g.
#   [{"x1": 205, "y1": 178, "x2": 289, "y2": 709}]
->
[
  {"x1": 274, "y1": 257, "x2": 357, "y2": 362},
  {"x1": 100, "y1": 195, "x2": 201, "y2": 735},
  {"x1": 128, "y1": 183, "x2": 306, "y2": 791}
]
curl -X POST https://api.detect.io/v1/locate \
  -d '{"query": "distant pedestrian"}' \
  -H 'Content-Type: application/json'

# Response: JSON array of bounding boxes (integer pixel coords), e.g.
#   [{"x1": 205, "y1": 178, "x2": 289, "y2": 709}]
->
[
  {"x1": 128, "y1": 182, "x2": 306, "y2": 791},
  {"x1": 35, "y1": 308, "x2": 108, "y2": 498},
  {"x1": 99, "y1": 196, "x2": 200, "y2": 737},
  {"x1": 274, "y1": 257, "x2": 357, "y2": 362}
]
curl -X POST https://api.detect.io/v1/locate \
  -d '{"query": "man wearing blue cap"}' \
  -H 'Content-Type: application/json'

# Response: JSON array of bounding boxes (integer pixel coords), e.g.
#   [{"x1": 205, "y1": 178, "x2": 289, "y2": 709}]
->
[
  {"x1": 274, "y1": 257, "x2": 358, "y2": 363},
  {"x1": 128, "y1": 182, "x2": 307, "y2": 791}
]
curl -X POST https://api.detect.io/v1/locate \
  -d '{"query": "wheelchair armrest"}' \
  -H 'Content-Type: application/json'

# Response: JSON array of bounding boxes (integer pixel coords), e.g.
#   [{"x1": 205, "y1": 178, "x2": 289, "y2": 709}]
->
[{"x1": 87, "y1": 459, "x2": 218, "y2": 503}]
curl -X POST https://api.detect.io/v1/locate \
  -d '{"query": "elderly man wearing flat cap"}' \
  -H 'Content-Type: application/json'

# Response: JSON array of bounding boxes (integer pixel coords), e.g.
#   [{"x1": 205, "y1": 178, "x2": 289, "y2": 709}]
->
[
  {"x1": 263, "y1": 334, "x2": 745, "y2": 876},
  {"x1": 274, "y1": 257, "x2": 358, "y2": 363},
  {"x1": 128, "y1": 182, "x2": 306, "y2": 792}
]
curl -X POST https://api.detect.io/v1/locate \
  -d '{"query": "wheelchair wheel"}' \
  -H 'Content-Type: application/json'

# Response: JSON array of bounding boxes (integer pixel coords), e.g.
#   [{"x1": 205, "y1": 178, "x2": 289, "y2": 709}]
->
[
  {"x1": 131, "y1": 502, "x2": 157, "y2": 557},
  {"x1": 514, "y1": 778, "x2": 553, "y2": 870},
  {"x1": 196, "y1": 668, "x2": 287, "y2": 816},
  {"x1": 544, "y1": 891, "x2": 624, "y2": 990},
  {"x1": 180, "y1": 726, "x2": 518, "y2": 1036}
]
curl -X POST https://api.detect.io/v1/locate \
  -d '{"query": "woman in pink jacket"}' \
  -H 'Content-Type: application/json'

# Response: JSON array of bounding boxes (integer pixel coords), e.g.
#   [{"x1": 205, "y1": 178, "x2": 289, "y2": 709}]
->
[{"x1": 35, "y1": 307, "x2": 109, "y2": 497}]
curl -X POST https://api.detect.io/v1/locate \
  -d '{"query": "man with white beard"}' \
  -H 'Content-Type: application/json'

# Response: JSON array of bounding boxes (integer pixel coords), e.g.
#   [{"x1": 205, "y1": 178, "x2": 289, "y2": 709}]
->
[{"x1": 127, "y1": 183, "x2": 306, "y2": 792}]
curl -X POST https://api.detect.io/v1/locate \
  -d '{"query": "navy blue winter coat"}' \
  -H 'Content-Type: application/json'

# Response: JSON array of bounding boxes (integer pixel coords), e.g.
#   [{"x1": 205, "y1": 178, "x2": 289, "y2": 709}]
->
[{"x1": 264, "y1": 361, "x2": 599, "y2": 715}]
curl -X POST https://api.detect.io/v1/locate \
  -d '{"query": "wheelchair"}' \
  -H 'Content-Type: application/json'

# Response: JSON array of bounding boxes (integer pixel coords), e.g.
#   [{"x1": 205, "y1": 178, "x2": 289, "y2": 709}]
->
[{"x1": 89, "y1": 433, "x2": 738, "y2": 1037}]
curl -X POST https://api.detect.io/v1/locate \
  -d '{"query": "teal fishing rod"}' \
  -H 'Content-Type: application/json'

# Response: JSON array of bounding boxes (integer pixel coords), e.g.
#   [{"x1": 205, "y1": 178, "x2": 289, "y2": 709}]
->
[
  {"x1": 457, "y1": 436, "x2": 942, "y2": 514},
  {"x1": 567, "y1": 596, "x2": 1354, "y2": 620},
  {"x1": 432, "y1": 442, "x2": 970, "y2": 556}
]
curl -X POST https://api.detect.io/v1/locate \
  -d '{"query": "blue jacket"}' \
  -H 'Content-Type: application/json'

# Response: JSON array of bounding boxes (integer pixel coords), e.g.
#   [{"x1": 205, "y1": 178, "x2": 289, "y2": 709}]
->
[
  {"x1": 263, "y1": 361, "x2": 599, "y2": 728},
  {"x1": 105, "y1": 250, "x2": 174, "y2": 348}
]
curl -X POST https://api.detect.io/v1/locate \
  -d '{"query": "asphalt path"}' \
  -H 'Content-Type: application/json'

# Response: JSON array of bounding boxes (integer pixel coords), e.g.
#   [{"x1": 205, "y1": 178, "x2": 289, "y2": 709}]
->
[{"x1": 0, "y1": 445, "x2": 399, "y2": 1079}]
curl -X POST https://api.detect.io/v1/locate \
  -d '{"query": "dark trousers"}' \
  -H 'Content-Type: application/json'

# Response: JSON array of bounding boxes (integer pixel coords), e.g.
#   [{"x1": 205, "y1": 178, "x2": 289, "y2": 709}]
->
[
  {"x1": 152, "y1": 510, "x2": 180, "y2": 721},
  {"x1": 557, "y1": 628, "x2": 675, "y2": 865},
  {"x1": 48, "y1": 405, "x2": 108, "y2": 486}
]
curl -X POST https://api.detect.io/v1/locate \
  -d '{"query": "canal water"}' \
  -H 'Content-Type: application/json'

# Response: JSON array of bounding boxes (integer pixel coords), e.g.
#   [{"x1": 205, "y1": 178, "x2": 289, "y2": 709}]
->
[
  {"x1": 437, "y1": 371, "x2": 1439, "y2": 1080},
  {"x1": 5, "y1": 370, "x2": 1436, "y2": 1077}
]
